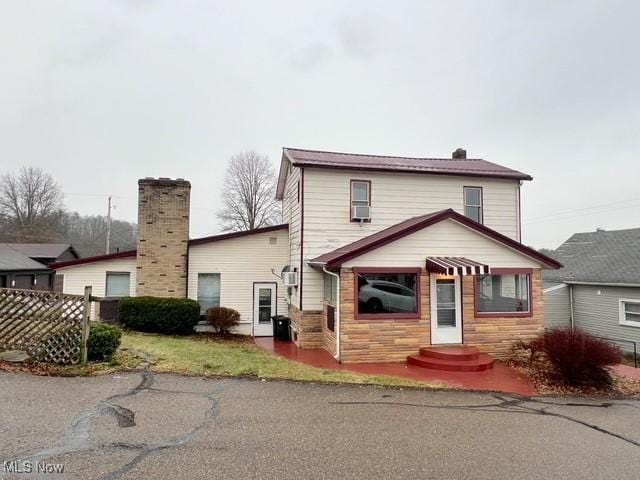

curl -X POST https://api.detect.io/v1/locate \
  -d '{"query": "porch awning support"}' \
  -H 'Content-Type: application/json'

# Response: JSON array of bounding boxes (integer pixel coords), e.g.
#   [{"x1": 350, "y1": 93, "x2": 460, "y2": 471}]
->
[{"x1": 425, "y1": 257, "x2": 489, "y2": 276}]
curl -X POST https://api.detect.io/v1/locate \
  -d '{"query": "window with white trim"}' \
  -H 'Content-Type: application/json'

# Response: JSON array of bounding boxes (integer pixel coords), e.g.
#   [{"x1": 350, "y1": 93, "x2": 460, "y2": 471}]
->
[
  {"x1": 323, "y1": 273, "x2": 337, "y2": 305},
  {"x1": 464, "y1": 186, "x2": 483, "y2": 223},
  {"x1": 197, "y1": 273, "x2": 221, "y2": 314},
  {"x1": 351, "y1": 180, "x2": 370, "y2": 220},
  {"x1": 106, "y1": 272, "x2": 130, "y2": 297},
  {"x1": 619, "y1": 299, "x2": 640, "y2": 327}
]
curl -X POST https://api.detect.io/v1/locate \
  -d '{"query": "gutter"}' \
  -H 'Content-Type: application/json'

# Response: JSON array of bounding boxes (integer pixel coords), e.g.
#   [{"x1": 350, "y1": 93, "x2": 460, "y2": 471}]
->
[
  {"x1": 564, "y1": 281, "x2": 640, "y2": 288},
  {"x1": 569, "y1": 284, "x2": 575, "y2": 329}
]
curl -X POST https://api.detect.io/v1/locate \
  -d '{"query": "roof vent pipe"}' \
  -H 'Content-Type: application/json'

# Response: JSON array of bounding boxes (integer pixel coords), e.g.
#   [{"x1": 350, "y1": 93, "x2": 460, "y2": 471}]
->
[{"x1": 452, "y1": 148, "x2": 467, "y2": 159}]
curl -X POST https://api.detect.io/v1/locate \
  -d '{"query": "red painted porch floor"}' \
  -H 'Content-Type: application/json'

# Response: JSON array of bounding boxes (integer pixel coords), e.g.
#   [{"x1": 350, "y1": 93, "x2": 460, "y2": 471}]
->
[{"x1": 255, "y1": 338, "x2": 537, "y2": 396}]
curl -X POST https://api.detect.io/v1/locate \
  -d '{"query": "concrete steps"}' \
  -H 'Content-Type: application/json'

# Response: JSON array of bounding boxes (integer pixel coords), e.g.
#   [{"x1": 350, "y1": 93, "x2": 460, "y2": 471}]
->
[{"x1": 407, "y1": 346, "x2": 495, "y2": 372}]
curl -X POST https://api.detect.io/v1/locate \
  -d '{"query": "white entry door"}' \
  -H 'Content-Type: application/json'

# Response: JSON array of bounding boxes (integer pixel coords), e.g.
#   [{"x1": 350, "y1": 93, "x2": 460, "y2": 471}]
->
[
  {"x1": 430, "y1": 276, "x2": 462, "y2": 344},
  {"x1": 253, "y1": 283, "x2": 277, "y2": 337}
]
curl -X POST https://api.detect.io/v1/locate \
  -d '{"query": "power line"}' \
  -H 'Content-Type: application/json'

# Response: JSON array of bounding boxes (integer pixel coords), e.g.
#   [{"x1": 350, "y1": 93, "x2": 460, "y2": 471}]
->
[{"x1": 523, "y1": 197, "x2": 640, "y2": 224}]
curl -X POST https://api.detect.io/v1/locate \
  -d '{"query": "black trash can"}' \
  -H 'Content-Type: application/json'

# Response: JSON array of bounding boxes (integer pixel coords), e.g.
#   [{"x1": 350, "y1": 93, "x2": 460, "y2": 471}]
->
[{"x1": 271, "y1": 315, "x2": 291, "y2": 341}]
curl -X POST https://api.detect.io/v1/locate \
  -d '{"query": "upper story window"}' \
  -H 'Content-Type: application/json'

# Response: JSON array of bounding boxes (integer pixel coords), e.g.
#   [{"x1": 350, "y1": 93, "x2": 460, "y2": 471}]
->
[
  {"x1": 464, "y1": 186, "x2": 483, "y2": 223},
  {"x1": 351, "y1": 180, "x2": 371, "y2": 221}
]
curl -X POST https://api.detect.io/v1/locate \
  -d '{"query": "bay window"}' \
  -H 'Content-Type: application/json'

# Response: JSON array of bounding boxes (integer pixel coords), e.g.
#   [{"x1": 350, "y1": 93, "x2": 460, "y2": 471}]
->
[{"x1": 476, "y1": 273, "x2": 530, "y2": 314}]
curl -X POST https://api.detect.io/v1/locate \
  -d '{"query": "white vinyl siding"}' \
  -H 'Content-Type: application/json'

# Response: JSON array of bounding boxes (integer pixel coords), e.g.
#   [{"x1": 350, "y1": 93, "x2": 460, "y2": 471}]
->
[
  {"x1": 57, "y1": 257, "x2": 137, "y2": 319},
  {"x1": 281, "y1": 164, "x2": 302, "y2": 308},
  {"x1": 187, "y1": 228, "x2": 288, "y2": 335},
  {"x1": 341, "y1": 219, "x2": 541, "y2": 269},
  {"x1": 300, "y1": 168, "x2": 520, "y2": 309},
  {"x1": 105, "y1": 272, "x2": 131, "y2": 297}
]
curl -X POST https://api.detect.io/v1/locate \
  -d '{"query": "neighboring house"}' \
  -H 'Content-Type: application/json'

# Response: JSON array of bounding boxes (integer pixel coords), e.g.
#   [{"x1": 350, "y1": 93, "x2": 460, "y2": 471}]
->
[
  {"x1": 50, "y1": 148, "x2": 560, "y2": 363},
  {"x1": 0, "y1": 243, "x2": 79, "y2": 290},
  {"x1": 543, "y1": 227, "x2": 640, "y2": 353}
]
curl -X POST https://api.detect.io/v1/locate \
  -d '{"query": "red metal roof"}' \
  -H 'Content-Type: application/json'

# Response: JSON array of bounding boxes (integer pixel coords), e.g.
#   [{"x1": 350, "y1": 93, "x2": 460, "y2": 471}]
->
[
  {"x1": 309, "y1": 209, "x2": 561, "y2": 269},
  {"x1": 51, "y1": 250, "x2": 137, "y2": 269},
  {"x1": 283, "y1": 148, "x2": 533, "y2": 181},
  {"x1": 50, "y1": 224, "x2": 289, "y2": 269}
]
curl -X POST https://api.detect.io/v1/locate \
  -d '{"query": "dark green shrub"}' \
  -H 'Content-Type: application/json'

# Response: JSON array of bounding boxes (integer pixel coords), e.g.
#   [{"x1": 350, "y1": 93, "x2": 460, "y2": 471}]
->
[
  {"x1": 206, "y1": 307, "x2": 240, "y2": 336},
  {"x1": 529, "y1": 328, "x2": 622, "y2": 387},
  {"x1": 88, "y1": 323, "x2": 122, "y2": 361},
  {"x1": 118, "y1": 297, "x2": 200, "y2": 335}
]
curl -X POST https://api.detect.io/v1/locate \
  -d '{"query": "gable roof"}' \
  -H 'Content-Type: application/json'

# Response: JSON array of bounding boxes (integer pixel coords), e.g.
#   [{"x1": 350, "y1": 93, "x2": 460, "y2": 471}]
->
[
  {"x1": 544, "y1": 227, "x2": 640, "y2": 286},
  {"x1": 0, "y1": 243, "x2": 78, "y2": 260},
  {"x1": 0, "y1": 246, "x2": 51, "y2": 272},
  {"x1": 277, "y1": 147, "x2": 532, "y2": 199},
  {"x1": 51, "y1": 224, "x2": 289, "y2": 269},
  {"x1": 51, "y1": 250, "x2": 137, "y2": 269},
  {"x1": 188, "y1": 224, "x2": 288, "y2": 246},
  {"x1": 309, "y1": 209, "x2": 561, "y2": 269}
]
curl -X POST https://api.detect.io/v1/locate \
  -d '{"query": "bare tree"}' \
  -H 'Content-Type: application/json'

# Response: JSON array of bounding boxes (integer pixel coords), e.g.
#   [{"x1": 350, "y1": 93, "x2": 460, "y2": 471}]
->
[
  {"x1": 217, "y1": 151, "x2": 281, "y2": 231},
  {"x1": 0, "y1": 167, "x2": 65, "y2": 241}
]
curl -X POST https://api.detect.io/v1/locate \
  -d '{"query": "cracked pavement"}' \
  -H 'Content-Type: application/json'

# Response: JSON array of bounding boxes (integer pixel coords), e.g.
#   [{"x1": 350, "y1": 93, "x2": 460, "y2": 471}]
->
[{"x1": 1, "y1": 372, "x2": 639, "y2": 479}]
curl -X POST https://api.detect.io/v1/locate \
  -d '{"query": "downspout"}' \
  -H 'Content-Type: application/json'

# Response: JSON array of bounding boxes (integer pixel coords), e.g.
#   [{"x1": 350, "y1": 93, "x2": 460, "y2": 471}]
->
[
  {"x1": 322, "y1": 265, "x2": 341, "y2": 362},
  {"x1": 568, "y1": 283, "x2": 575, "y2": 329}
]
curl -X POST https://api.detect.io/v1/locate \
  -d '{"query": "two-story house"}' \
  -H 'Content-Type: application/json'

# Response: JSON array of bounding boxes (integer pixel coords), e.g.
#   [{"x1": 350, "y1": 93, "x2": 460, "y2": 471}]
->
[
  {"x1": 276, "y1": 148, "x2": 560, "y2": 363},
  {"x1": 51, "y1": 147, "x2": 560, "y2": 365}
]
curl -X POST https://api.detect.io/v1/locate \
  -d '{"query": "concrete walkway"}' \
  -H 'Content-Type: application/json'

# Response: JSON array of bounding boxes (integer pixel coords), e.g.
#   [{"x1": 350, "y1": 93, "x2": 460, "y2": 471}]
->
[{"x1": 255, "y1": 338, "x2": 537, "y2": 396}]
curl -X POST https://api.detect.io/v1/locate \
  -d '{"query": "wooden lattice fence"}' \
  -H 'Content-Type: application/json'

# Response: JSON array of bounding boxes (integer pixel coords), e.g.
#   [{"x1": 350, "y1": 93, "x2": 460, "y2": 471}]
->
[{"x1": 0, "y1": 286, "x2": 91, "y2": 365}]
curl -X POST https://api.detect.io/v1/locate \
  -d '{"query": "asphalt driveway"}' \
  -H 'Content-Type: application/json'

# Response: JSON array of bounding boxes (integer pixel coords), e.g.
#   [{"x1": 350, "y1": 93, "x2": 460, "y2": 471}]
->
[{"x1": 1, "y1": 371, "x2": 639, "y2": 480}]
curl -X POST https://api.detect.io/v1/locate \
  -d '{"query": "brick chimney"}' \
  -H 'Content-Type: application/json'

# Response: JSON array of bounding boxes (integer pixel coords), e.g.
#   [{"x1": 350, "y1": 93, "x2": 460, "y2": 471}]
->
[
  {"x1": 452, "y1": 148, "x2": 467, "y2": 159},
  {"x1": 136, "y1": 177, "x2": 191, "y2": 298}
]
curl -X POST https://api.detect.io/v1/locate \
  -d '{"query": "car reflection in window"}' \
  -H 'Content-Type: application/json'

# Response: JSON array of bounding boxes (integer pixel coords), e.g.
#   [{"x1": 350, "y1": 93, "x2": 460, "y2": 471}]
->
[{"x1": 358, "y1": 275, "x2": 417, "y2": 314}]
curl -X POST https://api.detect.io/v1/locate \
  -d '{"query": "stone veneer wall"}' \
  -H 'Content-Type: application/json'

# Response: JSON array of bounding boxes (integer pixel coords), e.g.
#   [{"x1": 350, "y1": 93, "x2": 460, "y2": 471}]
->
[
  {"x1": 334, "y1": 268, "x2": 543, "y2": 362},
  {"x1": 338, "y1": 268, "x2": 430, "y2": 363},
  {"x1": 136, "y1": 178, "x2": 191, "y2": 298},
  {"x1": 322, "y1": 302, "x2": 337, "y2": 357},
  {"x1": 462, "y1": 269, "x2": 544, "y2": 358},
  {"x1": 288, "y1": 304, "x2": 323, "y2": 349}
]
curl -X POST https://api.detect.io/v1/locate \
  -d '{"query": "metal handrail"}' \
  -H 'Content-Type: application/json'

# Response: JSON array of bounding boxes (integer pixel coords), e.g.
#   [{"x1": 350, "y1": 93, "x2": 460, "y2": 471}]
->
[{"x1": 591, "y1": 335, "x2": 637, "y2": 368}]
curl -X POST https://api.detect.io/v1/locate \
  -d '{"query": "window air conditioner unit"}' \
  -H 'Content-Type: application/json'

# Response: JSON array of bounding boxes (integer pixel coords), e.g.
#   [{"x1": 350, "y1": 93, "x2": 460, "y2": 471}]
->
[
  {"x1": 283, "y1": 271, "x2": 298, "y2": 287},
  {"x1": 352, "y1": 205, "x2": 371, "y2": 221}
]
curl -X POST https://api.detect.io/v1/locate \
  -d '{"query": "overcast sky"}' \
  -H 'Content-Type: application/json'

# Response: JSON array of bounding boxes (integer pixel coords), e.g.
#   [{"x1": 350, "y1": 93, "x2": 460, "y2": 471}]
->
[{"x1": 1, "y1": 0, "x2": 638, "y2": 249}]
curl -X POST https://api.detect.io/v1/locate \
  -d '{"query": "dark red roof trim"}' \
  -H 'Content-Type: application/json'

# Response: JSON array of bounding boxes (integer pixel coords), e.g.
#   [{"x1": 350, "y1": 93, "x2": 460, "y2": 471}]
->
[
  {"x1": 188, "y1": 224, "x2": 288, "y2": 246},
  {"x1": 283, "y1": 148, "x2": 533, "y2": 181},
  {"x1": 310, "y1": 209, "x2": 562, "y2": 269},
  {"x1": 51, "y1": 250, "x2": 137, "y2": 269},
  {"x1": 51, "y1": 224, "x2": 289, "y2": 269}
]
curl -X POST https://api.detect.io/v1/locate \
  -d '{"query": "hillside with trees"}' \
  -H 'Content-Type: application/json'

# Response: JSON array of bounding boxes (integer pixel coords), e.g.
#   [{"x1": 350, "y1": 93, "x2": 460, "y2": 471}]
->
[{"x1": 0, "y1": 167, "x2": 136, "y2": 257}]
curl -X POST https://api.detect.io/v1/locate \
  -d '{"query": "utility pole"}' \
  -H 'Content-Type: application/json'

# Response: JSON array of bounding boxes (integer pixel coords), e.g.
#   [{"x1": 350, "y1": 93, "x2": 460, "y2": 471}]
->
[{"x1": 106, "y1": 195, "x2": 112, "y2": 254}]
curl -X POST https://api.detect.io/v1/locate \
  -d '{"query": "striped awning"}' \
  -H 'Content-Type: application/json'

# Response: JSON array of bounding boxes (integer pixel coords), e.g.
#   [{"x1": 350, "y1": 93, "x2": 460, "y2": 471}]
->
[{"x1": 425, "y1": 257, "x2": 489, "y2": 276}]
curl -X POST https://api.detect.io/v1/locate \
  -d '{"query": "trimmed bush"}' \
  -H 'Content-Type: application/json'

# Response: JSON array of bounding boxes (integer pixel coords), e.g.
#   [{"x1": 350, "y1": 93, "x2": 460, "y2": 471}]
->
[
  {"x1": 118, "y1": 297, "x2": 200, "y2": 335},
  {"x1": 206, "y1": 307, "x2": 240, "y2": 336},
  {"x1": 88, "y1": 323, "x2": 122, "y2": 361},
  {"x1": 529, "y1": 328, "x2": 621, "y2": 387}
]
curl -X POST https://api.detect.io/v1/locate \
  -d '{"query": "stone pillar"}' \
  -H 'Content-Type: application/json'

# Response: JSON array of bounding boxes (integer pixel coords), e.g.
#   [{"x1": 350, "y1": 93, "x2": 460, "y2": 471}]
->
[{"x1": 135, "y1": 178, "x2": 190, "y2": 298}]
